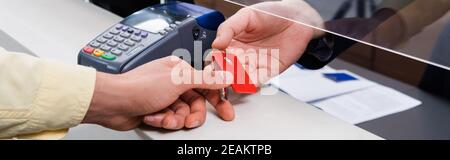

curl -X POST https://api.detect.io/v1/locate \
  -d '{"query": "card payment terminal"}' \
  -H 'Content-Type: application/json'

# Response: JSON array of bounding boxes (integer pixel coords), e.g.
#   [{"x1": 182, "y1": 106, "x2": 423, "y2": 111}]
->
[{"x1": 78, "y1": 2, "x2": 225, "y2": 73}]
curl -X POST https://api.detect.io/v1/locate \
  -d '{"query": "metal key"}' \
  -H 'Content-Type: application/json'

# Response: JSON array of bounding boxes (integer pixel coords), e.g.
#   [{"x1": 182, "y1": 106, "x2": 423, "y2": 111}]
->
[{"x1": 212, "y1": 57, "x2": 228, "y2": 101}]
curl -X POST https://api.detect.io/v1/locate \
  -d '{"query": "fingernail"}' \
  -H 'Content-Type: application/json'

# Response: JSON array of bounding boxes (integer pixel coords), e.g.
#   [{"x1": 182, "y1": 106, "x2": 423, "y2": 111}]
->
[
  {"x1": 188, "y1": 120, "x2": 201, "y2": 128},
  {"x1": 168, "y1": 120, "x2": 177, "y2": 129},
  {"x1": 145, "y1": 116, "x2": 155, "y2": 122}
]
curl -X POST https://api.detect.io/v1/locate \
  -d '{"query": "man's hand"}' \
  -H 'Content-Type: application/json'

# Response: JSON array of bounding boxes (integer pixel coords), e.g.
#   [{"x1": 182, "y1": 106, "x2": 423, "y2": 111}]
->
[
  {"x1": 82, "y1": 56, "x2": 234, "y2": 131},
  {"x1": 141, "y1": 64, "x2": 236, "y2": 130},
  {"x1": 212, "y1": 0, "x2": 323, "y2": 84}
]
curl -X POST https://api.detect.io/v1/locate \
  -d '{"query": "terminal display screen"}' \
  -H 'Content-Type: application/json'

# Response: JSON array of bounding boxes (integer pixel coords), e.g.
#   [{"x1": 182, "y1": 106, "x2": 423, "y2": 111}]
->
[{"x1": 122, "y1": 7, "x2": 187, "y2": 33}]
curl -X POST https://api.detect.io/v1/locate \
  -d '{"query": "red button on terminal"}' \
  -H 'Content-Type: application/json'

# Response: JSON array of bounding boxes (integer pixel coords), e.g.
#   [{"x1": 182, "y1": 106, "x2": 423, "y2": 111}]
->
[{"x1": 83, "y1": 46, "x2": 95, "y2": 54}]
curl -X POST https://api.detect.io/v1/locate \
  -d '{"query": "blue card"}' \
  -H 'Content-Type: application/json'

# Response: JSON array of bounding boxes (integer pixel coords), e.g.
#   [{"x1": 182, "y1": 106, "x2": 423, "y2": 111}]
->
[{"x1": 323, "y1": 73, "x2": 358, "y2": 82}]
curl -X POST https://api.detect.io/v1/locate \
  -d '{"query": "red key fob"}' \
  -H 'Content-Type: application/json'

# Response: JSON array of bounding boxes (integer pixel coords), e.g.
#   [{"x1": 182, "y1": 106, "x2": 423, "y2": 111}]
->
[{"x1": 212, "y1": 51, "x2": 258, "y2": 94}]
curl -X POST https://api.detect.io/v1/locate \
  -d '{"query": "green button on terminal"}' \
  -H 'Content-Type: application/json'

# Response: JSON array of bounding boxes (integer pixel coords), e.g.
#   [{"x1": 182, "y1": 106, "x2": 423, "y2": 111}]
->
[{"x1": 101, "y1": 53, "x2": 116, "y2": 61}]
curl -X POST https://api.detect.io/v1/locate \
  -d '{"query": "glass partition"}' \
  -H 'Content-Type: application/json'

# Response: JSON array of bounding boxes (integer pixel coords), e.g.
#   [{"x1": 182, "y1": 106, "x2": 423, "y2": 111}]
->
[
  {"x1": 220, "y1": 1, "x2": 450, "y2": 138},
  {"x1": 226, "y1": 0, "x2": 450, "y2": 71}
]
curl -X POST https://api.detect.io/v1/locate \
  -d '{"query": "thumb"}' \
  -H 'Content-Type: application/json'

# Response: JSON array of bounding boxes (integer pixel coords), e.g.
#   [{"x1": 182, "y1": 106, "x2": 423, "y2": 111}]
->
[
  {"x1": 168, "y1": 57, "x2": 234, "y2": 92},
  {"x1": 212, "y1": 8, "x2": 252, "y2": 49},
  {"x1": 192, "y1": 71, "x2": 234, "y2": 90},
  {"x1": 190, "y1": 70, "x2": 234, "y2": 90}
]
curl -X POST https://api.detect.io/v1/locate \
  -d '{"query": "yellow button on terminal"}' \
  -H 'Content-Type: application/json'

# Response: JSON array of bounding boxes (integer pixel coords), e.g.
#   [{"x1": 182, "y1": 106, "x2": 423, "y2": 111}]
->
[{"x1": 93, "y1": 49, "x2": 105, "y2": 57}]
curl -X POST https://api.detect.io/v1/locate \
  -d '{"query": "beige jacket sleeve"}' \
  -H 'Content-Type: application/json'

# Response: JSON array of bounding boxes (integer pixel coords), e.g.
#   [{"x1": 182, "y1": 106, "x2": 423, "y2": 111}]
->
[{"x1": 0, "y1": 47, "x2": 96, "y2": 139}]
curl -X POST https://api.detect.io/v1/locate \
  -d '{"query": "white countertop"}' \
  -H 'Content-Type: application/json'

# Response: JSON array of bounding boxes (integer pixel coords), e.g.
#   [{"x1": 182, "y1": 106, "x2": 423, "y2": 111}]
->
[
  {"x1": 138, "y1": 87, "x2": 382, "y2": 140},
  {"x1": 0, "y1": 0, "x2": 382, "y2": 140}
]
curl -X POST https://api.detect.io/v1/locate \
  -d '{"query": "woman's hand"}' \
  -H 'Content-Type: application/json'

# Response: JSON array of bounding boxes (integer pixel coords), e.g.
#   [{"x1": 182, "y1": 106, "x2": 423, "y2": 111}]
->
[{"x1": 212, "y1": 0, "x2": 324, "y2": 84}]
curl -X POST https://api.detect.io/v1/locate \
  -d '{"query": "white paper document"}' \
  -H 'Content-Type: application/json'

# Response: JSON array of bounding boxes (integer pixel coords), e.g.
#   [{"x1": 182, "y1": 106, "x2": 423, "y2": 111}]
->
[
  {"x1": 275, "y1": 65, "x2": 337, "y2": 78},
  {"x1": 270, "y1": 66, "x2": 377, "y2": 102},
  {"x1": 312, "y1": 85, "x2": 422, "y2": 124}
]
